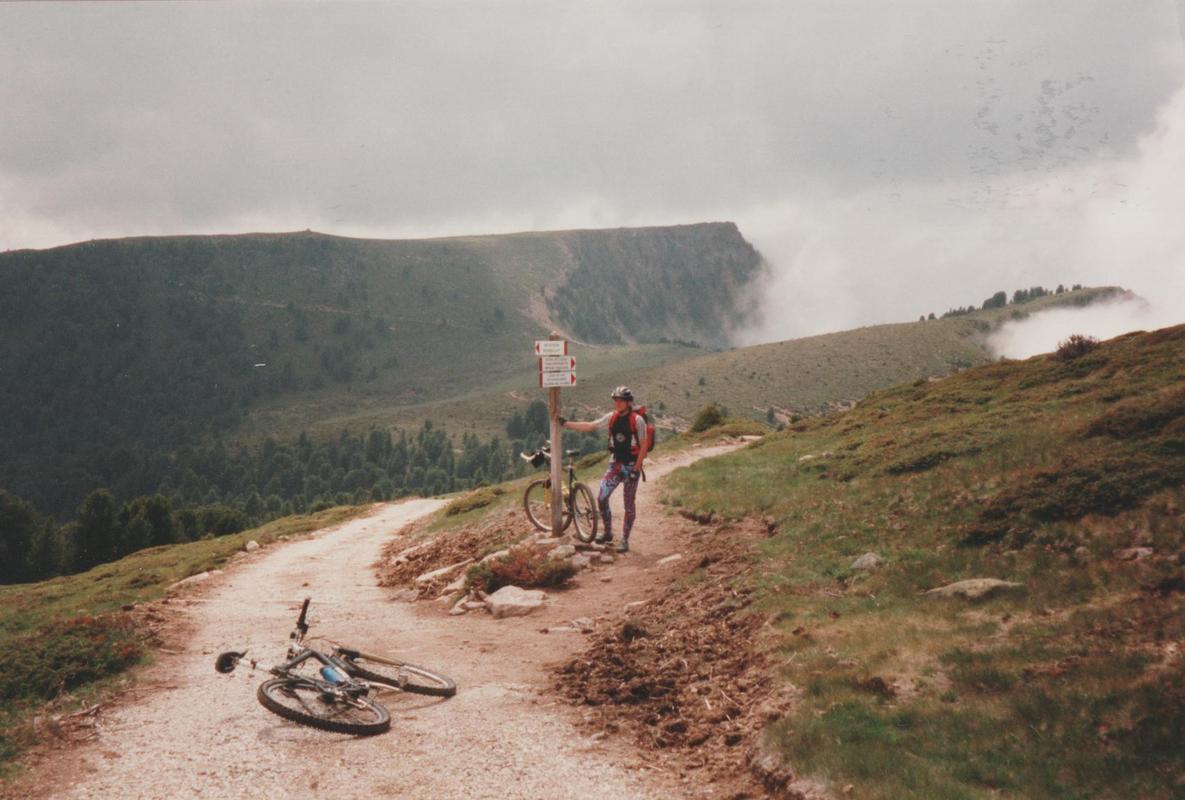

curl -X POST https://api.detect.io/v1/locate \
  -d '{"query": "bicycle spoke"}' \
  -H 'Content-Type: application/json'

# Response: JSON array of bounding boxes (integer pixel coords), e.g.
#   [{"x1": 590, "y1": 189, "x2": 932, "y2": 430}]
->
[{"x1": 284, "y1": 685, "x2": 320, "y2": 718}]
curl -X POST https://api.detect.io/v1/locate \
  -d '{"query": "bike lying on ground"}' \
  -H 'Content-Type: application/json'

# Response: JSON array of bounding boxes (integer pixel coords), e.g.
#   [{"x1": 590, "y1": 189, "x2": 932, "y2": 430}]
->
[
  {"x1": 214, "y1": 597, "x2": 456, "y2": 736},
  {"x1": 520, "y1": 447, "x2": 598, "y2": 542}
]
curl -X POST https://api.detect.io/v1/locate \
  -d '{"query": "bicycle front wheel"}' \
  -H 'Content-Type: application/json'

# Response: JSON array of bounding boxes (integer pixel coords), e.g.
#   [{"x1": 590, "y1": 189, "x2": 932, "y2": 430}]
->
[
  {"x1": 523, "y1": 479, "x2": 572, "y2": 533},
  {"x1": 256, "y1": 677, "x2": 390, "y2": 735},
  {"x1": 570, "y1": 482, "x2": 598, "y2": 543},
  {"x1": 338, "y1": 650, "x2": 457, "y2": 698}
]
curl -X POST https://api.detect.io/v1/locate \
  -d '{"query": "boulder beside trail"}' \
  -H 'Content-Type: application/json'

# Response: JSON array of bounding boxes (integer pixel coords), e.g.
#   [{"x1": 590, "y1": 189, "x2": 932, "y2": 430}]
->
[
  {"x1": 925, "y1": 578, "x2": 1022, "y2": 600},
  {"x1": 485, "y1": 585, "x2": 548, "y2": 619},
  {"x1": 549, "y1": 544, "x2": 577, "y2": 560},
  {"x1": 850, "y1": 552, "x2": 883, "y2": 570}
]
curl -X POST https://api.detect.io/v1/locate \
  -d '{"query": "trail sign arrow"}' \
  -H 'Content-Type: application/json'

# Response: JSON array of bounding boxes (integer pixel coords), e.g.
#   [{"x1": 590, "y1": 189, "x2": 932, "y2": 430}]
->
[
  {"x1": 539, "y1": 370, "x2": 577, "y2": 388},
  {"x1": 539, "y1": 355, "x2": 576, "y2": 372},
  {"x1": 534, "y1": 339, "x2": 568, "y2": 356}
]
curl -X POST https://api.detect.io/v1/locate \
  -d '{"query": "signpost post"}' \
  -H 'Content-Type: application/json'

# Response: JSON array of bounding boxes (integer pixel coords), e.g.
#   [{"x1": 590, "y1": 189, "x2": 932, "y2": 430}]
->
[{"x1": 537, "y1": 331, "x2": 575, "y2": 537}]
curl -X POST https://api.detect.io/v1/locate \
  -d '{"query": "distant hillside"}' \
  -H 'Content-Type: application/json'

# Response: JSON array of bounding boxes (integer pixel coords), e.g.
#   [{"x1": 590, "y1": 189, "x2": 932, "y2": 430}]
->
[
  {"x1": 558, "y1": 286, "x2": 1127, "y2": 426},
  {"x1": 0, "y1": 223, "x2": 762, "y2": 516},
  {"x1": 358, "y1": 286, "x2": 1123, "y2": 438}
]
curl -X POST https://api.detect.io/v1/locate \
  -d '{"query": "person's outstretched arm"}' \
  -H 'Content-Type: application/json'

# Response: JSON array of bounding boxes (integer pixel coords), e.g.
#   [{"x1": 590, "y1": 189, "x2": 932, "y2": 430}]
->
[{"x1": 560, "y1": 412, "x2": 610, "y2": 433}]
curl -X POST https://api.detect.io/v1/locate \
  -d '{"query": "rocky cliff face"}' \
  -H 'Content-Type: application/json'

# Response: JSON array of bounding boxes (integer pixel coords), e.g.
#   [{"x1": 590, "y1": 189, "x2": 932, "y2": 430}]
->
[{"x1": 546, "y1": 222, "x2": 765, "y2": 348}]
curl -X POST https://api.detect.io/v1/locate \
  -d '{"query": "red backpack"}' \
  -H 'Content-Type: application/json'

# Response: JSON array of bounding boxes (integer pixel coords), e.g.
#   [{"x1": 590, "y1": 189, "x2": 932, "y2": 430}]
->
[{"x1": 609, "y1": 406, "x2": 657, "y2": 454}]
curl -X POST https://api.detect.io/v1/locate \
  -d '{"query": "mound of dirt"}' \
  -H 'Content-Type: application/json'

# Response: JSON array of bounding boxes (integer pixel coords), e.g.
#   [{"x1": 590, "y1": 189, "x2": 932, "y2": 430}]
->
[
  {"x1": 375, "y1": 509, "x2": 530, "y2": 597},
  {"x1": 554, "y1": 518, "x2": 796, "y2": 797}
]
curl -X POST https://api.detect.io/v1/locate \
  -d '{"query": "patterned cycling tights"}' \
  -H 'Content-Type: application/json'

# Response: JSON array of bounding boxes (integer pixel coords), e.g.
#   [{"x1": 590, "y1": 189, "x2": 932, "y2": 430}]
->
[{"x1": 597, "y1": 461, "x2": 639, "y2": 539}]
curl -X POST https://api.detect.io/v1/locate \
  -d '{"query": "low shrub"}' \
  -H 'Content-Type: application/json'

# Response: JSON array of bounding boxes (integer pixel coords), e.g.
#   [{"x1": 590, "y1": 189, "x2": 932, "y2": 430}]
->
[
  {"x1": 690, "y1": 403, "x2": 725, "y2": 433},
  {"x1": 466, "y1": 548, "x2": 577, "y2": 594},
  {"x1": 968, "y1": 453, "x2": 1185, "y2": 543},
  {"x1": 1082, "y1": 387, "x2": 1185, "y2": 440},
  {"x1": 1053, "y1": 333, "x2": 1099, "y2": 361},
  {"x1": 885, "y1": 448, "x2": 971, "y2": 475}
]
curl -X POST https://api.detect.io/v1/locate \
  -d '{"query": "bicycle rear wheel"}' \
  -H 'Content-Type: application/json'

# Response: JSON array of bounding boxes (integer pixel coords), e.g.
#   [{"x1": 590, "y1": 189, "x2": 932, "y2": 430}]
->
[
  {"x1": 338, "y1": 650, "x2": 457, "y2": 698},
  {"x1": 570, "y1": 482, "x2": 598, "y2": 543},
  {"x1": 256, "y1": 677, "x2": 390, "y2": 735},
  {"x1": 523, "y1": 478, "x2": 572, "y2": 533}
]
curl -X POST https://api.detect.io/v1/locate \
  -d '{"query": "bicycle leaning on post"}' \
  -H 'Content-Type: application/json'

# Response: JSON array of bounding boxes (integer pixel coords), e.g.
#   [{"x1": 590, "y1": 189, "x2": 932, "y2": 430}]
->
[{"x1": 519, "y1": 447, "x2": 598, "y2": 542}]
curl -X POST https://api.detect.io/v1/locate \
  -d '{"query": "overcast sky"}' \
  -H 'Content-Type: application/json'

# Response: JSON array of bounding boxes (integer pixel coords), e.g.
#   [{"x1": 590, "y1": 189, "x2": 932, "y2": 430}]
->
[{"x1": 3, "y1": 1, "x2": 1184, "y2": 340}]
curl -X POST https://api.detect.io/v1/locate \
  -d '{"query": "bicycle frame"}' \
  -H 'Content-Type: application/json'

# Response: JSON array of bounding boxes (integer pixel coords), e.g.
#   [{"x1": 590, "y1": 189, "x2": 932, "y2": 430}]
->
[
  {"x1": 216, "y1": 599, "x2": 373, "y2": 700},
  {"x1": 521, "y1": 449, "x2": 578, "y2": 497}
]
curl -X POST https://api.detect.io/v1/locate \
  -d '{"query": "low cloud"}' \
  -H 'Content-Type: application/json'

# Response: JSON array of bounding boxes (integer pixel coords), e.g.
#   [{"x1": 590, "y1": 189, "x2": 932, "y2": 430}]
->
[
  {"x1": 987, "y1": 76, "x2": 1185, "y2": 358},
  {"x1": 737, "y1": 65, "x2": 1185, "y2": 348},
  {"x1": 987, "y1": 294, "x2": 1179, "y2": 359}
]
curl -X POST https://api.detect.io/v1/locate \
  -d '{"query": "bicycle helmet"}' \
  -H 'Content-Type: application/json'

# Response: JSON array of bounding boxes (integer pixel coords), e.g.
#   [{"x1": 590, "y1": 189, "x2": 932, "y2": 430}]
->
[{"x1": 610, "y1": 386, "x2": 634, "y2": 401}]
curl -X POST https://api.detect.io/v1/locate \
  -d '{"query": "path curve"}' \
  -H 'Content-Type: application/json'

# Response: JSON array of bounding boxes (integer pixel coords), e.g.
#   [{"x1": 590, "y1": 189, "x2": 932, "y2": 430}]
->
[{"x1": 9, "y1": 444, "x2": 741, "y2": 800}]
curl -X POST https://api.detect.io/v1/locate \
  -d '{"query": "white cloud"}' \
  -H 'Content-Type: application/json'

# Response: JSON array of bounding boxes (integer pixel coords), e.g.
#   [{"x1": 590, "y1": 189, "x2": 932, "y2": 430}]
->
[
  {"x1": 985, "y1": 80, "x2": 1185, "y2": 358},
  {"x1": 739, "y1": 69, "x2": 1185, "y2": 345},
  {"x1": 1, "y1": 0, "x2": 1183, "y2": 346}
]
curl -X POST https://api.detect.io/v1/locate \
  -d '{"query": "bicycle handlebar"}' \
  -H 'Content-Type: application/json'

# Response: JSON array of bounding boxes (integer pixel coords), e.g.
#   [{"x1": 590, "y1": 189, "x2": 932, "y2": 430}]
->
[
  {"x1": 520, "y1": 448, "x2": 584, "y2": 464},
  {"x1": 295, "y1": 597, "x2": 311, "y2": 635}
]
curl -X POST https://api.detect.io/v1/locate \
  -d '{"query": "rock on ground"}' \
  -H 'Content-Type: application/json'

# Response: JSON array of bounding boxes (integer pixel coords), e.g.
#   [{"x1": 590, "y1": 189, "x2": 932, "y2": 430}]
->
[
  {"x1": 414, "y1": 558, "x2": 473, "y2": 587},
  {"x1": 850, "y1": 552, "x2": 882, "y2": 570},
  {"x1": 926, "y1": 578, "x2": 1022, "y2": 600},
  {"x1": 485, "y1": 585, "x2": 548, "y2": 619},
  {"x1": 167, "y1": 571, "x2": 213, "y2": 592},
  {"x1": 440, "y1": 573, "x2": 467, "y2": 595}
]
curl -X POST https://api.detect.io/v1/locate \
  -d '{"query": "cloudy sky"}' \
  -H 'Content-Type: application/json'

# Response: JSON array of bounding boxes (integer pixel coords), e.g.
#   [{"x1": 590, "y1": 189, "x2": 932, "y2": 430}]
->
[{"x1": 3, "y1": 1, "x2": 1184, "y2": 342}]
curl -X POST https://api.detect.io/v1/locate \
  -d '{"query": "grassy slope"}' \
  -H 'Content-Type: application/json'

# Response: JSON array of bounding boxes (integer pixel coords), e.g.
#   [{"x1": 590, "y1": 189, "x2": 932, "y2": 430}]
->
[
  {"x1": 663, "y1": 323, "x2": 1185, "y2": 799},
  {"x1": 0, "y1": 505, "x2": 366, "y2": 768},
  {"x1": 248, "y1": 340, "x2": 700, "y2": 442}
]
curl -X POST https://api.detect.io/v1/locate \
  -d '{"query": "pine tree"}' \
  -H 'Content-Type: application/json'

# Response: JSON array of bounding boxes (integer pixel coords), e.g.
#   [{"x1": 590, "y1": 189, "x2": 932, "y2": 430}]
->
[
  {"x1": 0, "y1": 490, "x2": 41, "y2": 583},
  {"x1": 74, "y1": 489, "x2": 120, "y2": 571}
]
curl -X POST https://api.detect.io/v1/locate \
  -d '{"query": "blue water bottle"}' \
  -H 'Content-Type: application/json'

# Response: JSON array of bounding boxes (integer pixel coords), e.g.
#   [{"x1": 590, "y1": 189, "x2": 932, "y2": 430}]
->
[{"x1": 320, "y1": 665, "x2": 346, "y2": 684}]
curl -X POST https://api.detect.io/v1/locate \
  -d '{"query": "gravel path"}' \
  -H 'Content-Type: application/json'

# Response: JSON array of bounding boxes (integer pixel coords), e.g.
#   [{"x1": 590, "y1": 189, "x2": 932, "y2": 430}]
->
[{"x1": 9, "y1": 445, "x2": 740, "y2": 800}]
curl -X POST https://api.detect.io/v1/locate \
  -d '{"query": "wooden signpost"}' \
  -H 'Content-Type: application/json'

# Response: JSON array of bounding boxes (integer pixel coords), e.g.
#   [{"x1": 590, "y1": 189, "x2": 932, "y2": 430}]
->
[{"x1": 537, "y1": 331, "x2": 575, "y2": 536}]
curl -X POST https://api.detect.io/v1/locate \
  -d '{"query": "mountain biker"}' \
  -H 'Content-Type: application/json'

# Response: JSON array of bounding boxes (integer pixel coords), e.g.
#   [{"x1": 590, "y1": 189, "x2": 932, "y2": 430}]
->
[{"x1": 558, "y1": 386, "x2": 648, "y2": 553}]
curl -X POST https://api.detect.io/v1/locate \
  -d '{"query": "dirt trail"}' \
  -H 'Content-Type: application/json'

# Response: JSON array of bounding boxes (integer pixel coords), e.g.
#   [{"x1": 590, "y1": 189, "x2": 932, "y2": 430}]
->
[{"x1": 9, "y1": 444, "x2": 742, "y2": 800}]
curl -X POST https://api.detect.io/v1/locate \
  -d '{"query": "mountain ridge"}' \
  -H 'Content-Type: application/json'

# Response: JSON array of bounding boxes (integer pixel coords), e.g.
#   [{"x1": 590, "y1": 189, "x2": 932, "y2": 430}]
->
[{"x1": 0, "y1": 221, "x2": 763, "y2": 516}]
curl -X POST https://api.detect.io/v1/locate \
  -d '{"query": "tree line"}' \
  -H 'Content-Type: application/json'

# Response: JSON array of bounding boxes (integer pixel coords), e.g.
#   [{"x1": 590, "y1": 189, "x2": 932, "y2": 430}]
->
[
  {"x1": 0, "y1": 401, "x2": 605, "y2": 585},
  {"x1": 919, "y1": 284, "x2": 1085, "y2": 321}
]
